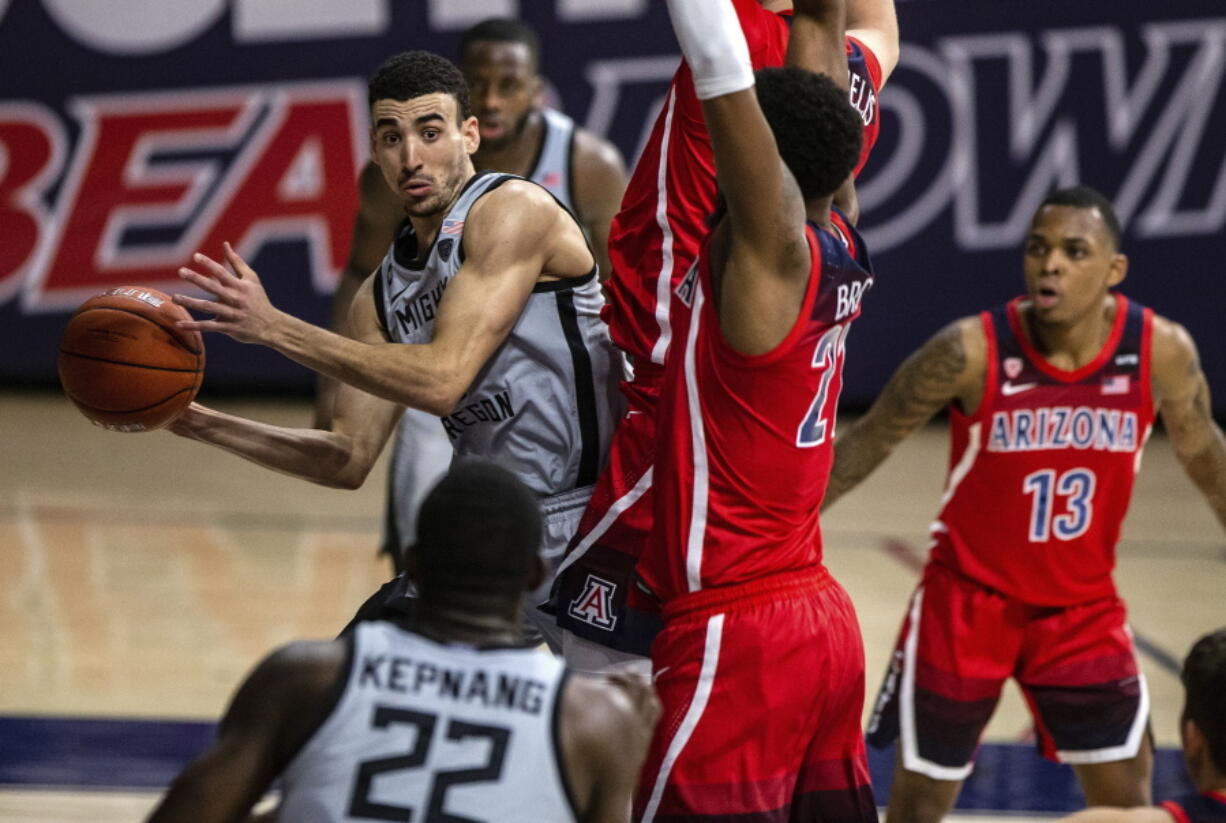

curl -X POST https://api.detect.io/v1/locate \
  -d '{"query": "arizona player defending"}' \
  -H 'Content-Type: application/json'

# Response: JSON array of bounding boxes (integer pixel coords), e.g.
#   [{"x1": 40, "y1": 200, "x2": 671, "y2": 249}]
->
[
  {"x1": 823, "y1": 187, "x2": 1226, "y2": 822},
  {"x1": 632, "y1": 1, "x2": 877, "y2": 819},
  {"x1": 320, "y1": 19, "x2": 628, "y2": 574},
  {"x1": 550, "y1": 0, "x2": 897, "y2": 671},
  {"x1": 146, "y1": 461, "x2": 660, "y2": 823},
  {"x1": 169, "y1": 52, "x2": 624, "y2": 651}
]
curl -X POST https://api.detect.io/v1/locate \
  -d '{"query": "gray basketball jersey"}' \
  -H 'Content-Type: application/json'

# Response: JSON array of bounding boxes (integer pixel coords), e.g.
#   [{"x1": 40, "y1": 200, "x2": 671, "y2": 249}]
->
[
  {"x1": 530, "y1": 108, "x2": 575, "y2": 208},
  {"x1": 374, "y1": 170, "x2": 624, "y2": 497},
  {"x1": 279, "y1": 622, "x2": 577, "y2": 822}
]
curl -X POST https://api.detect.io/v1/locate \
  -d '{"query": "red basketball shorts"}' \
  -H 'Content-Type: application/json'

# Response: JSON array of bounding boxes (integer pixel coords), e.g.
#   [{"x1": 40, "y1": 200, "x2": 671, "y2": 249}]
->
[
  {"x1": 547, "y1": 405, "x2": 662, "y2": 656},
  {"x1": 635, "y1": 567, "x2": 877, "y2": 823},
  {"x1": 866, "y1": 561, "x2": 1149, "y2": 780}
]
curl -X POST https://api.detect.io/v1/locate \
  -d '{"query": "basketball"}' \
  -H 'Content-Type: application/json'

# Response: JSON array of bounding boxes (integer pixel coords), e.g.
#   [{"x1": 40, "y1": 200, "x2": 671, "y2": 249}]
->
[{"x1": 57, "y1": 286, "x2": 205, "y2": 432}]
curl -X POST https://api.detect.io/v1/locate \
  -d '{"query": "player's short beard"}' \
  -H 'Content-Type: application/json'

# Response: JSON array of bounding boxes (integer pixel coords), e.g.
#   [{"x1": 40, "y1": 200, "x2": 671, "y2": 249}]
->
[{"x1": 405, "y1": 163, "x2": 469, "y2": 219}]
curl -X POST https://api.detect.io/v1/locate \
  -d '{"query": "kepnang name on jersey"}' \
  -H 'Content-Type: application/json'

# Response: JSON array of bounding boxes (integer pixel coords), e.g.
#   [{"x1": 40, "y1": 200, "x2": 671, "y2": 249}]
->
[
  {"x1": 987, "y1": 406, "x2": 1141, "y2": 453},
  {"x1": 357, "y1": 653, "x2": 548, "y2": 716}
]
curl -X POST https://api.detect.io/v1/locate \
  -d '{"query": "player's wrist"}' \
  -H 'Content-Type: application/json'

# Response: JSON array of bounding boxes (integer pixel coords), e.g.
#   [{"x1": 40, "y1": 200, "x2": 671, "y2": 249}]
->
[{"x1": 665, "y1": 0, "x2": 754, "y2": 101}]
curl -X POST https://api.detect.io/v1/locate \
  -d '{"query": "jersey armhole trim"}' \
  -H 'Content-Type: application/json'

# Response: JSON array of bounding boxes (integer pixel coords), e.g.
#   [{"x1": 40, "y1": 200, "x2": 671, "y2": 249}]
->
[
  {"x1": 533, "y1": 268, "x2": 598, "y2": 293},
  {"x1": 551, "y1": 669, "x2": 583, "y2": 822},
  {"x1": 704, "y1": 225, "x2": 823, "y2": 368},
  {"x1": 456, "y1": 172, "x2": 518, "y2": 268},
  {"x1": 278, "y1": 631, "x2": 357, "y2": 776},
  {"x1": 969, "y1": 309, "x2": 998, "y2": 421},
  {"x1": 1140, "y1": 305, "x2": 1155, "y2": 416},
  {"x1": 371, "y1": 264, "x2": 390, "y2": 339},
  {"x1": 1161, "y1": 800, "x2": 1191, "y2": 823},
  {"x1": 847, "y1": 34, "x2": 884, "y2": 92}
]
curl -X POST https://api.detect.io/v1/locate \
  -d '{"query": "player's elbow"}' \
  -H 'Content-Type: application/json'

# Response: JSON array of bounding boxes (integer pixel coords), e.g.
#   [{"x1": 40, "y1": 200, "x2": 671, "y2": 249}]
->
[{"x1": 416, "y1": 372, "x2": 467, "y2": 417}]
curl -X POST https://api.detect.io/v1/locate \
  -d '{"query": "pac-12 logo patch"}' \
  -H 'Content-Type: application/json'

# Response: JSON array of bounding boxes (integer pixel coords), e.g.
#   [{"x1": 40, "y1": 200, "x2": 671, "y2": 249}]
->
[
  {"x1": 568, "y1": 575, "x2": 618, "y2": 631},
  {"x1": 1004, "y1": 357, "x2": 1023, "y2": 379}
]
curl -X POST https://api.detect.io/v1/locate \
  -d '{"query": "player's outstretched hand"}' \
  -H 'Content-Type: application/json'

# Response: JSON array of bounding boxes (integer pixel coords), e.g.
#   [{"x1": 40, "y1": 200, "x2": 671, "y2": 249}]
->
[{"x1": 175, "y1": 242, "x2": 283, "y2": 345}]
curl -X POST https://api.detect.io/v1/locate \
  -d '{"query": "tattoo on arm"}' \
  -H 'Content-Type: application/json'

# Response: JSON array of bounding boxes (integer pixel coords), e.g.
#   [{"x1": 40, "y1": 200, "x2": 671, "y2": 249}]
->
[
  {"x1": 1156, "y1": 327, "x2": 1226, "y2": 535},
  {"x1": 824, "y1": 322, "x2": 970, "y2": 507}
]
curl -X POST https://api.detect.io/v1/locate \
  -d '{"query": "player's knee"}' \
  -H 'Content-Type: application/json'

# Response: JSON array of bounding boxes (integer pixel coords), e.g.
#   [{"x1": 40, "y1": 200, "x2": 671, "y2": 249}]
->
[{"x1": 885, "y1": 770, "x2": 961, "y2": 823}]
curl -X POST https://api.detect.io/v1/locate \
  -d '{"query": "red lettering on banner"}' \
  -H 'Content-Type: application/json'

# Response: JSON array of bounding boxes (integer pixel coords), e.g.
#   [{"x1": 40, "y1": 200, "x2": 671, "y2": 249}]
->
[
  {"x1": 194, "y1": 94, "x2": 361, "y2": 288},
  {"x1": 0, "y1": 104, "x2": 64, "y2": 302},
  {"x1": 41, "y1": 101, "x2": 248, "y2": 298}
]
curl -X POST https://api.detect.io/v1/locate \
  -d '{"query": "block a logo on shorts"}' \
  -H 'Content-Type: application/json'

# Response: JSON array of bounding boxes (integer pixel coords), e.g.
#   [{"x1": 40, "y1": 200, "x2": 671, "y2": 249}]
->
[{"x1": 568, "y1": 574, "x2": 619, "y2": 631}]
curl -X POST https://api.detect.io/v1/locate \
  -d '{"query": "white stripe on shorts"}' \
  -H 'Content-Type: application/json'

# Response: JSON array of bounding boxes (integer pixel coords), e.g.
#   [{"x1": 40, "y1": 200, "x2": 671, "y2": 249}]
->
[
  {"x1": 639, "y1": 613, "x2": 725, "y2": 823},
  {"x1": 899, "y1": 585, "x2": 975, "y2": 782}
]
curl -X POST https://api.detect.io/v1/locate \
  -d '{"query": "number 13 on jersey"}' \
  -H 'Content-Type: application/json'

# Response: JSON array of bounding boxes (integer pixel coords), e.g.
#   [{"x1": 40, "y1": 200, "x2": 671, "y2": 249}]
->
[{"x1": 1023, "y1": 467, "x2": 1097, "y2": 542}]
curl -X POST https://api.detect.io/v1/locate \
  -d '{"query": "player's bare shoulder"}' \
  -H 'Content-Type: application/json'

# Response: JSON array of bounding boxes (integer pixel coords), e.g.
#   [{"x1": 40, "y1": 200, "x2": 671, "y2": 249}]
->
[
  {"x1": 466, "y1": 178, "x2": 594, "y2": 279},
  {"x1": 1149, "y1": 313, "x2": 1201, "y2": 387},
  {"x1": 898, "y1": 314, "x2": 989, "y2": 415},
  {"x1": 571, "y1": 127, "x2": 627, "y2": 182}
]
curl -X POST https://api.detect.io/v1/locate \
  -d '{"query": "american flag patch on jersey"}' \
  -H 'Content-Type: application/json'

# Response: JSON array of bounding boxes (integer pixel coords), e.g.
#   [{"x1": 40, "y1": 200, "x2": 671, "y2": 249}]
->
[
  {"x1": 441, "y1": 218, "x2": 464, "y2": 235},
  {"x1": 1101, "y1": 374, "x2": 1130, "y2": 395}
]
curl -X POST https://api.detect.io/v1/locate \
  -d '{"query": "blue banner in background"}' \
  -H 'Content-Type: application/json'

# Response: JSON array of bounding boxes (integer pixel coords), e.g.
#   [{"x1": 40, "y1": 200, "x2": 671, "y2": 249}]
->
[{"x1": 1, "y1": 0, "x2": 1223, "y2": 412}]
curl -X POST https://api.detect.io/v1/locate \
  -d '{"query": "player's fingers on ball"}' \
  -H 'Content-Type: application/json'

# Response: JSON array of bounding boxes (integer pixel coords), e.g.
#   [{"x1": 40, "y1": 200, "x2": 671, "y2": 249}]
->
[{"x1": 177, "y1": 268, "x2": 226, "y2": 295}]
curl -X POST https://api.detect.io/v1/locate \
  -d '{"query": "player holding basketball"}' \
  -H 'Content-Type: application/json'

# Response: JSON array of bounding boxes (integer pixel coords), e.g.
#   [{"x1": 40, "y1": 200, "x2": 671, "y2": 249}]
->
[
  {"x1": 319, "y1": 20, "x2": 627, "y2": 575},
  {"x1": 629, "y1": 0, "x2": 877, "y2": 819},
  {"x1": 1055, "y1": 628, "x2": 1226, "y2": 823},
  {"x1": 823, "y1": 187, "x2": 1226, "y2": 822},
  {"x1": 549, "y1": 0, "x2": 898, "y2": 672},
  {"x1": 169, "y1": 51, "x2": 624, "y2": 651},
  {"x1": 146, "y1": 461, "x2": 660, "y2": 823}
]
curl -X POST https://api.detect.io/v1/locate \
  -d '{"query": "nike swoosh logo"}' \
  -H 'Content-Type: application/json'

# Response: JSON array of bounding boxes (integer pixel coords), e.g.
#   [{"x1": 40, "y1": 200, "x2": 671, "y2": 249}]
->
[{"x1": 1001, "y1": 381, "x2": 1038, "y2": 396}]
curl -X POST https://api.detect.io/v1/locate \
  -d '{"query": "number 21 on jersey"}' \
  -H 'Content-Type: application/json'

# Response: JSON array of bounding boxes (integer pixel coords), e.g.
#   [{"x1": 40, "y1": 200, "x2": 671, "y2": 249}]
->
[{"x1": 797, "y1": 324, "x2": 849, "y2": 447}]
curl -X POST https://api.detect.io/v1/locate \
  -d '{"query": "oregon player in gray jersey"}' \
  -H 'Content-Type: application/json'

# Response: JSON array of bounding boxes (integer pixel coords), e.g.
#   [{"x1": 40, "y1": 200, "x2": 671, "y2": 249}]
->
[
  {"x1": 166, "y1": 51, "x2": 622, "y2": 650},
  {"x1": 382, "y1": 103, "x2": 594, "y2": 577},
  {"x1": 146, "y1": 462, "x2": 659, "y2": 823},
  {"x1": 320, "y1": 18, "x2": 627, "y2": 574}
]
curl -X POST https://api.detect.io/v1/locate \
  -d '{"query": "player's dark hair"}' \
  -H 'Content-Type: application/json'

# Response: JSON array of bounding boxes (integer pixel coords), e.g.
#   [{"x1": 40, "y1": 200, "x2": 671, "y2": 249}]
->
[
  {"x1": 369, "y1": 51, "x2": 471, "y2": 122},
  {"x1": 755, "y1": 67, "x2": 862, "y2": 201},
  {"x1": 459, "y1": 18, "x2": 541, "y2": 70},
  {"x1": 412, "y1": 459, "x2": 542, "y2": 597},
  {"x1": 1040, "y1": 186, "x2": 1123, "y2": 250},
  {"x1": 1183, "y1": 627, "x2": 1226, "y2": 774}
]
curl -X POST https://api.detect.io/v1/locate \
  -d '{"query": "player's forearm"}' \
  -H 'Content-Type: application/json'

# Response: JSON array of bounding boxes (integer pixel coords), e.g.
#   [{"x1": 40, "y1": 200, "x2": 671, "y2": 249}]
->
[
  {"x1": 822, "y1": 420, "x2": 901, "y2": 508},
  {"x1": 313, "y1": 265, "x2": 367, "y2": 428},
  {"x1": 265, "y1": 312, "x2": 459, "y2": 416},
  {"x1": 1175, "y1": 426, "x2": 1226, "y2": 534},
  {"x1": 171, "y1": 405, "x2": 366, "y2": 489},
  {"x1": 787, "y1": 0, "x2": 849, "y2": 86}
]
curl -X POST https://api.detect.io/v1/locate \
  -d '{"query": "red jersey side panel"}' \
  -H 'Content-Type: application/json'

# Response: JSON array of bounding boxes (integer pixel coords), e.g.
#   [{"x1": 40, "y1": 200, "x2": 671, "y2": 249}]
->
[
  {"x1": 603, "y1": 1, "x2": 789, "y2": 371},
  {"x1": 847, "y1": 35, "x2": 882, "y2": 177},
  {"x1": 640, "y1": 214, "x2": 875, "y2": 603},
  {"x1": 931, "y1": 295, "x2": 1156, "y2": 606},
  {"x1": 604, "y1": 9, "x2": 883, "y2": 372}
]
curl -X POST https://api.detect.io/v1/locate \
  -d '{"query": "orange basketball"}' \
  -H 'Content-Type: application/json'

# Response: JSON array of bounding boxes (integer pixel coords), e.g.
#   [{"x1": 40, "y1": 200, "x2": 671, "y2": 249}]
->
[{"x1": 58, "y1": 286, "x2": 205, "y2": 432}]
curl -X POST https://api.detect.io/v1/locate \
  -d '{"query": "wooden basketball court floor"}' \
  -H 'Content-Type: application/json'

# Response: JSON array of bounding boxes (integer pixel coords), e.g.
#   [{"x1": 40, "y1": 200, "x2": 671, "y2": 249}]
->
[{"x1": 1, "y1": 389, "x2": 1221, "y2": 821}]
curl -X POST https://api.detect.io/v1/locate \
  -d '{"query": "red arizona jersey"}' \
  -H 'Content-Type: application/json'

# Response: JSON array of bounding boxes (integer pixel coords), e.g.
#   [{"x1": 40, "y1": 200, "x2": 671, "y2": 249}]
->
[
  {"x1": 1163, "y1": 791, "x2": 1226, "y2": 823},
  {"x1": 931, "y1": 295, "x2": 1156, "y2": 606},
  {"x1": 602, "y1": 2, "x2": 883, "y2": 377},
  {"x1": 638, "y1": 212, "x2": 875, "y2": 603}
]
